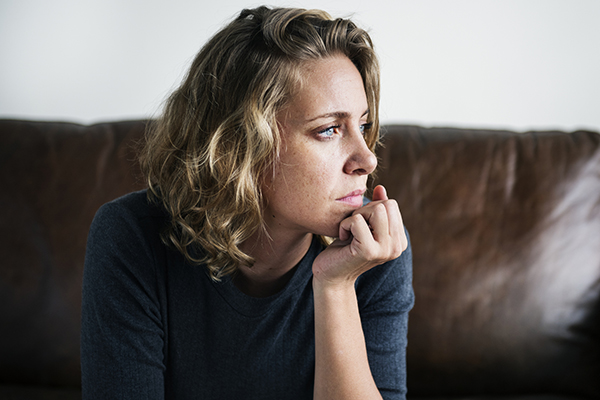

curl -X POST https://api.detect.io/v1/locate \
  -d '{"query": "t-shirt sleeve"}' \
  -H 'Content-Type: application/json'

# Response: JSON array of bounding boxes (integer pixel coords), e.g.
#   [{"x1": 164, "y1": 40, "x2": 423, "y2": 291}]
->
[
  {"x1": 81, "y1": 200, "x2": 166, "y2": 399},
  {"x1": 356, "y1": 228, "x2": 415, "y2": 400}
]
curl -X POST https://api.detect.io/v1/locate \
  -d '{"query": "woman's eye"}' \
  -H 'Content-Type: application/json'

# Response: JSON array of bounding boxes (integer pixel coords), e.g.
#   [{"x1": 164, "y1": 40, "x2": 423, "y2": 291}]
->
[
  {"x1": 317, "y1": 125, "x2": 340, "y2": 138},
  {"x1": 359, "y1": 122, "x2": 373, "y2": 135}
]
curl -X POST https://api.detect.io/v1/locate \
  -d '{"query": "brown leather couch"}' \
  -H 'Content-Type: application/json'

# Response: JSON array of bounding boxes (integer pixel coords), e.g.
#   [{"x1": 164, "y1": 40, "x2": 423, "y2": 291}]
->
[{"x1": 1, "y1": 119, "x2": 599, "y2": 399}]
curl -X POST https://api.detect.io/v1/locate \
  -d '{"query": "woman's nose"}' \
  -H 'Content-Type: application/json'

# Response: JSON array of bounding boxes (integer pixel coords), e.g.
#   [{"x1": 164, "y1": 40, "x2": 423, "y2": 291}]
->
[{"x1": 343, "y1": 129, "x2": 378, "y2": 176}]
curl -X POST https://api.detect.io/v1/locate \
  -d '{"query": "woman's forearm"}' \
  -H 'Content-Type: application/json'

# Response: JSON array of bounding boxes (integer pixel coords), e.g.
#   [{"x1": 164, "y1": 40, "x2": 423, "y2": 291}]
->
[{"x1": 313, "y1": 279, "x2": 383, "y2": 400}]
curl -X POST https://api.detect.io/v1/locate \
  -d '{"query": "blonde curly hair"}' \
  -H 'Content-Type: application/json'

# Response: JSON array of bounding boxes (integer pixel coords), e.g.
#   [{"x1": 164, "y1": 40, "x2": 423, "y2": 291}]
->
[{"x1": 139, "y1": 6, "x2": 381, "y2": 280}]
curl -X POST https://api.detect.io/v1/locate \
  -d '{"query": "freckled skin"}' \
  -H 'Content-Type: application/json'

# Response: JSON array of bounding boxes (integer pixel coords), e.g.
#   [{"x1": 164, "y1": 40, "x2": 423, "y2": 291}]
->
[{"x1": 262, "y1": 55, "x2": 377, "y2": 239}]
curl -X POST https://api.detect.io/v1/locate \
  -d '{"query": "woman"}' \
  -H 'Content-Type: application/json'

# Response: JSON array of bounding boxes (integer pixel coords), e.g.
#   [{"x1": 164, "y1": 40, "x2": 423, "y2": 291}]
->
[{"x1": 81, "y1": 6, "x2": 414, "y2": 400}]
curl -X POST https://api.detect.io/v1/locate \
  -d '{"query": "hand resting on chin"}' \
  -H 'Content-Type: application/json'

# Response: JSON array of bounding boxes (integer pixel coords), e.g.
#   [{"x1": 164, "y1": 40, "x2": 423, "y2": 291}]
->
[{"x1": 312, "y1": 184, "x2": 408, "y2": 287}]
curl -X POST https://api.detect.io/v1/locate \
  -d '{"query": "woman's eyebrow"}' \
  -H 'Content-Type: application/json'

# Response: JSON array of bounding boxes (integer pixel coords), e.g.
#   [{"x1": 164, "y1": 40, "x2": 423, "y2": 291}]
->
[{"x1": 306, "y1": 109, "x2": 370, "y2": 123}]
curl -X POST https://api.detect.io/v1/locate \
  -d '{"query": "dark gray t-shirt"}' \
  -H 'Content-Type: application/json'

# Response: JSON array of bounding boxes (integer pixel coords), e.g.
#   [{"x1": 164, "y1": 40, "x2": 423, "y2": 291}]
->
[{"x1": 81, "y1": 190, "x2": 414, "y2": 399}]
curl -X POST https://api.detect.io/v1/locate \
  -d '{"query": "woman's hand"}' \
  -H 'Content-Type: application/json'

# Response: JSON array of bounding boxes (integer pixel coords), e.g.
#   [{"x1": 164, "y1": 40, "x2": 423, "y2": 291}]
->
[{"x1": 312, "y1": 185, "x2": 407, "y2": 287}]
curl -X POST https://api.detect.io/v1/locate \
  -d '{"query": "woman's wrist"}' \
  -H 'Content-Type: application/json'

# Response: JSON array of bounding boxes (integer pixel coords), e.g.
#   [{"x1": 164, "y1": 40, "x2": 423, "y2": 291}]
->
[{"x1": 312, "y1": 269, "x2": 359, "y2": 295}]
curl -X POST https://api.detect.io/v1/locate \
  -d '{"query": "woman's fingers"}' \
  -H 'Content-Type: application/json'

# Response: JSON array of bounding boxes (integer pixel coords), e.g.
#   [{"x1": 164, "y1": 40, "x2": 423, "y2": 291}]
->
[
  {"x1": 382, "y1": 199, "x2": 407, "y2": 254},
  {"x1": 356, "y1": 202, "x2": 390, "y2": 242},
  {"x1": 350, "y1": 196, "x2": 405, "y2": 257},
  {"x1": 338, "y1": 213, "x2": 372, "y2": 246},
  {"x1": 318, "y1": 185, "x2": 406, "y2": 283},
  {"x1": 371, "y1": 184, "x2": 388, "y2": 202},
  {"x1": 315, "y1": 193, "x2": 407, "y2": 285}
]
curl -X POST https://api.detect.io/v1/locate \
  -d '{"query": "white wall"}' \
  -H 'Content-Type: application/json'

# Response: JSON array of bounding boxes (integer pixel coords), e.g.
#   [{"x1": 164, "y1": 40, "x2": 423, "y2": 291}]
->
[{"x1": 1, "y1": 0, "x2": 599, "y2": 132}]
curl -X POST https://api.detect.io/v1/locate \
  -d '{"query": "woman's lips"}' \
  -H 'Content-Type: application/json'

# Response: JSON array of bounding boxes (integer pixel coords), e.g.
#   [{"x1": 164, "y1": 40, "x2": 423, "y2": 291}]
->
[{"x1": 336, "y1": 189, "x2": 366, "y2": 207}]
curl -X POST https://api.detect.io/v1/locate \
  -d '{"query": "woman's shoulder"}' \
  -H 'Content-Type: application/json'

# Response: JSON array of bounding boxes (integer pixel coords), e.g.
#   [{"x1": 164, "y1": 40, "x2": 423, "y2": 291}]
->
[
  {"x1": 93, "y1": 189, "x2": 166, "y2": 227},
  {"x1": 88, "y1": 189, "x2": 168, "y2": 253},
  {"x1": 85, "y1": 190, "x2": 170, "y2": 296},
  {"x1": 98, "y1": 189, "x2": 164, "y2": 217}
]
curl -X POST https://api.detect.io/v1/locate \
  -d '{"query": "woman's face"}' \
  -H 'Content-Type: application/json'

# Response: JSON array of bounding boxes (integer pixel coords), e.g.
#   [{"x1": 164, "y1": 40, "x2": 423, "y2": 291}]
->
[{"x1": 262, "y1": 54, "x2": 377, "y2": 238}]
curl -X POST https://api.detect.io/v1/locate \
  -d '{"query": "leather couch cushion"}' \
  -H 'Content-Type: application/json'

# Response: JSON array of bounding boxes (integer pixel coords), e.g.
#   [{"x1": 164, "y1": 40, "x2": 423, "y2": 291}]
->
[
  {"x1": 375, "y1": 126, "x2": 600, "y2": 398},
  {"x1": 0, "y1": 120, "x2": 147, "y2": 389}
]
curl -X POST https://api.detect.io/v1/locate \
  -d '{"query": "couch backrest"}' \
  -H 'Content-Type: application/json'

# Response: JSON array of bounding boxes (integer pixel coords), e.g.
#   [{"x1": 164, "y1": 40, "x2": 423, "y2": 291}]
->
[
  {"x1": 0, "y1": 120, "x2": 147, "y2": 387},
  {"x1": 375, "y1": 125, "x2": 600, "y2": 398},
  {"x1": 1, "y1": 120, "x2": 599, "y2": 398}
]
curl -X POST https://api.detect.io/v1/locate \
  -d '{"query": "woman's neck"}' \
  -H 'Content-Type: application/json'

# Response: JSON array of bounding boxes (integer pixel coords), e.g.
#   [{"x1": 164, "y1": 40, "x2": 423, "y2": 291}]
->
[{"x1": 235, "y1": 230, "x2": 313, "y2": 298}]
